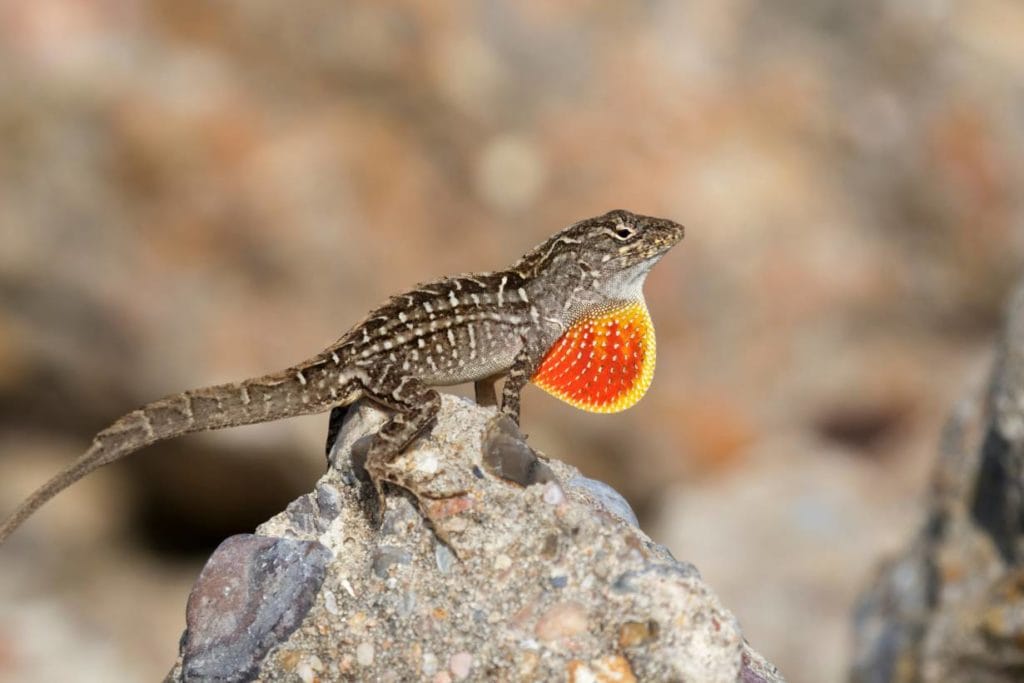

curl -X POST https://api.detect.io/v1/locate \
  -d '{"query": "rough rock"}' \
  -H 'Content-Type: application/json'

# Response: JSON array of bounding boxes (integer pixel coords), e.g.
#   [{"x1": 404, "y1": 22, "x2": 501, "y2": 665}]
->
[
  {"x1": 180, "y1": 535, "x2": 332, "y2": 682},
  {"x1": 167, "y1": 395, "x2": 783, "y2": 682},
  {"x1": 851, "y1": 278, "x2": 1024, "y2": 683}
]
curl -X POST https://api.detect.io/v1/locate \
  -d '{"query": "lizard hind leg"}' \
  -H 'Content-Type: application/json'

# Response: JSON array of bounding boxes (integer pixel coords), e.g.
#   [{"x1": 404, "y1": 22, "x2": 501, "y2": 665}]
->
[{"x1": 360, "y1": 374, "x2": 442, "y2": 516}]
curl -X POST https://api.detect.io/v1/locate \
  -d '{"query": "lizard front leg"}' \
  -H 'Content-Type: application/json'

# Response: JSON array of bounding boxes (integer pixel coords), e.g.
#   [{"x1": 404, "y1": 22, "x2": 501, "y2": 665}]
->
[
  {"x1": 482, "y1": 337, "x2": 552, "y2": 488},
  {"x1": 500, "y1": 337, "x2": 544, "y2": 425}
]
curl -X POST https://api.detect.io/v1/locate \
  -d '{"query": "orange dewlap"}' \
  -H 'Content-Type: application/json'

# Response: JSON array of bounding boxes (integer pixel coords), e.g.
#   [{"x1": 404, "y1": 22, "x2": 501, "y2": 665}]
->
[{"x1": 532, "y1": 300, "x2": 656, "y2": 413}]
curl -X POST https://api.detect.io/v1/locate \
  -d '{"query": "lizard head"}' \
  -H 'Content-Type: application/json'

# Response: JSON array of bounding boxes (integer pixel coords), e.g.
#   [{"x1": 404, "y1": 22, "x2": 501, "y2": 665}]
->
[
  {"x1": 527, "y1": 210, "x2": 684, "y2": 413},
  {"x1": 515, "y1": 209, "x2": 684, "y2": 294},
  {"x1": 574, "y1": 209, "x2": 684, "y2": 300}
]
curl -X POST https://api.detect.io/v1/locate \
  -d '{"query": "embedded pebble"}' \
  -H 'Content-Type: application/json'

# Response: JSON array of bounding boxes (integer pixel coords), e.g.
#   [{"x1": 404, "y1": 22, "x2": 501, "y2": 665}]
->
[
  {"x1": 372, "y1": 545, "x2": 412, "y2": 578},
  {"x1": 535, "y1": 601, "x2": 589, "y2": 641},
  {"x1": 417, "y1": 451, "x2": 441, "y2": 474},
  {"x1": 449, "y1": 651, "x2": 473, "y2": 680},
  {"x1": 315, "y1": 483, "x2": 343, "y2": 521},
  {"x1": 494, "y1": 554, "x2": 512, "y2": 570},
  {"x1": 356, "y1": 642, "x2": 375, "y2": 666},
  {"x1": 543, "y1": 481, "x2": 567, "y2": 506},
  {"x1": 567, "y1": 475, "x2": 639, "y2": 527},
  {"x1": 613, "y1": 562, "x2": 700, "y2": 594},
  {"x1": 446, "y1": 517, "x2": 469, "y2": 533},
  {"x1": 380, "y1": 503, "x2": 420, "y2": 535},
  {"x1": 519, "y1": 638, "x2": 540, "y2": 651},
  {"x1": 423, "y1": 652, "x2": 439, "y2": 675},
  {"x1": 568, "y1": 655, "x2": 637, "y2": 683},
  {"x1": 283, "y1": 495, "x2": 320, "y2": 535},
  {"x1": 619, "y1": 620, "x2": 659, "y2": 648},
  {"x1": 435, "y1": 543, "x2": 457, "y2": 574},
  {"x1": 323, "y1": 589, "x2": 339, "y2": 615},
  {"x1": 398, "y1": 590, "x2": 418, "y2": 617}
]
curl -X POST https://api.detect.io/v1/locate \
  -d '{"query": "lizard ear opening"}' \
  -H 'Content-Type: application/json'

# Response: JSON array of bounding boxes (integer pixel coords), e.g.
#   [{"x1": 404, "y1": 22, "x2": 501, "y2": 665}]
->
[{"x1": 531, "y1": 301, "x2": 656, "y2": 413}]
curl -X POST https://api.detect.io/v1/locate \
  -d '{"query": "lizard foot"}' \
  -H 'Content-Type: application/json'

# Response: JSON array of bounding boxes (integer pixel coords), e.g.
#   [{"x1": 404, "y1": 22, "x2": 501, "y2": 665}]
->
[
  {"x1": 366, "y1": 469, "x2": 468, "y2": 557},
  {"x1": 361, "y1": 440, "x2": 469, "y2": 555}
]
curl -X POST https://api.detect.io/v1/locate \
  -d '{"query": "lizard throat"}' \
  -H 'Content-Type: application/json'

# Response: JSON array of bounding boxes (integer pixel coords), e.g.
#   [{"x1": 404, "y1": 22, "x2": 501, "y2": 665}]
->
[{"x1": 532, "y1": 300, "x2": 656, "y2": 413}]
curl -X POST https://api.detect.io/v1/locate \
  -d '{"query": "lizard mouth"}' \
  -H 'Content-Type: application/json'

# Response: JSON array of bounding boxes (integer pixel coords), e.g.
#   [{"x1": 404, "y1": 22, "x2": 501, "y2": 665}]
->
[
  {"x1": 657, "y1": 220, "x2": 685, "y2": 250},
  {"x1": 627, "y1": 219, "x2": 685, "y2": 262}
]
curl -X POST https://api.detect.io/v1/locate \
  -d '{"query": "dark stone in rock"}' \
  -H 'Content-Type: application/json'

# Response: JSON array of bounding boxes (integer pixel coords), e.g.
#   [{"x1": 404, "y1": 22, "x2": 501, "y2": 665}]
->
[
  {"x1": 282, "y1": 495, "x2": 319, "y2": 536},
  {"x1": 180, "y1": 534, "x2": 331, "y2": 683},
  {"x1": 379, "y1": 501, "x2": 421, "y2": 537},
  {"x1": 613, "y1": 562, "x2": 701, "y2": 594},
  {"x1": 277, "y1": 484, "x2": 343, "y2": 538},
  {"x1": 314, "y1": 482, "x2": 342, "y2": 522},
  {"x1": 371, "y1": 544, "x2": 412, "y2": 578},
  {"x1": 482, "y1": 414, "x2": 556, "y2": 486},
  {"x1": 540, "y1": 533, "x2": 560, "y2": 559},
  {"x1": 742, "y1": 648, "x2": 785, "y2": 683}
]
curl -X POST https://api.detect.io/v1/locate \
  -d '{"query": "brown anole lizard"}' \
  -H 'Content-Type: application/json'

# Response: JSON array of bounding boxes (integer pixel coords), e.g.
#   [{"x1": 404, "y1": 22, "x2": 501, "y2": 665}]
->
[{"x1": 0, "y1": 210, "x2": 683, "y2": 543}]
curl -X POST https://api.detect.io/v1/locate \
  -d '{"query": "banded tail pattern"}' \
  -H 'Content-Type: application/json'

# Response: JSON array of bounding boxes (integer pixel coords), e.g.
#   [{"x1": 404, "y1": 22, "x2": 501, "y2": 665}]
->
[{"x1": 0, "y1": 353, "x2": 358, "y2": 543}]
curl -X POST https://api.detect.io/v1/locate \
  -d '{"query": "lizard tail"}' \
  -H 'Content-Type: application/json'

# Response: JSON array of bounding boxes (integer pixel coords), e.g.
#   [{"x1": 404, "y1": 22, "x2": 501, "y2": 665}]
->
[
  {"x1": 0, "y1": 442, "x2": 109, "y2": 544},
  {"x1": 0, "y1": 355, "x2": 357, "y2": 545},
  {"x1": 0, "y1": 406, "x2": 179, "y2": 544}
]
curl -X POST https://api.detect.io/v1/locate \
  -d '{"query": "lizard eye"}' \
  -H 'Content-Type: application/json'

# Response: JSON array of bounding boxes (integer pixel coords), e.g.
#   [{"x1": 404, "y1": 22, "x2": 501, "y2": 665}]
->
[{"x1": 613, "y1": 225, "x2": 635, "y2": 240}]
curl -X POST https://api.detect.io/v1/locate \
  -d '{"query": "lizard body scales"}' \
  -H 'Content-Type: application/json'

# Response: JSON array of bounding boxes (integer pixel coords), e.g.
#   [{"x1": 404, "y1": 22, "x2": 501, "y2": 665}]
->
[{"x1": 0, "y1": 210, "x2": 683, "y2": 544}]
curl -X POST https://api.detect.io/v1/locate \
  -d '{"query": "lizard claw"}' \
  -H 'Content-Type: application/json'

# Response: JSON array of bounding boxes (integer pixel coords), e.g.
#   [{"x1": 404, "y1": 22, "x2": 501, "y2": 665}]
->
[{"x1": 349, "y1": 434, "x2": 389, "y2": 525}]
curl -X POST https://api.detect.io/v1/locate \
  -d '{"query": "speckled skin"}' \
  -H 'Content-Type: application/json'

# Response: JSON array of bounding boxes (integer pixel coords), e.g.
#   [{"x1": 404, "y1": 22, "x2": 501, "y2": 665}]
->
[{"x1": 0, "y1": 209, "x2": 683, "y2": 543}]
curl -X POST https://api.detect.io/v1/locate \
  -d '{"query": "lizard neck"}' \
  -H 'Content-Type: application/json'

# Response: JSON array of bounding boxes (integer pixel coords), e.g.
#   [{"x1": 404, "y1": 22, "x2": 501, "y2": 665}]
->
[{"x1": 521, "y1": 252, "x2": 656, "y2": 335}]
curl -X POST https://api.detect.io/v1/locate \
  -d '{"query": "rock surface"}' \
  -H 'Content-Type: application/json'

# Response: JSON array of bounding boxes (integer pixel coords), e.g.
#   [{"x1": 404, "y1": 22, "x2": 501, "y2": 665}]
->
[
  {"x1": 180, "y1": 535, "x2": 332, "y2": 682},
  {"x1": 851, "y1": 278, "x2": 1024, "y2": 683},
  {"x1": 166, "y1": 395, "x2": 783, "y2": 682}
]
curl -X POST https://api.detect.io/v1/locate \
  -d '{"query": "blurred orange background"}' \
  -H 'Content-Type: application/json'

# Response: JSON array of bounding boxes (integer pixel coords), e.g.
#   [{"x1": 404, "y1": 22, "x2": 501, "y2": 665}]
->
[{"x1": 1, "y1": 2, "x2": 1022, "y2": 681}]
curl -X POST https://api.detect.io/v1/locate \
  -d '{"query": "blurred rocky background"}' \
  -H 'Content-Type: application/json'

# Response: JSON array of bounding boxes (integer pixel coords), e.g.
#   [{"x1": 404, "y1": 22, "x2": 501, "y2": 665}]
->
[
  {"x1": 0, "y1": 1, "x2": 1022, "y2": 682},
  {"x1": 851, "y1": 279, "x2": 1024, "y2": 683}
]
